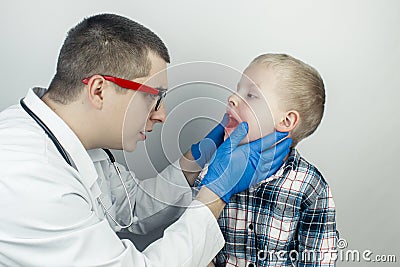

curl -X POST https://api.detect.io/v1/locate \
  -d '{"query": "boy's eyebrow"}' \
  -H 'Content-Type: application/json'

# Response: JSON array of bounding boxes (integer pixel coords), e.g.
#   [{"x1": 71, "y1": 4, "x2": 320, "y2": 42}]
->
[{"x1": 236, "y1": 82, "x2": 262, "y2": 91}]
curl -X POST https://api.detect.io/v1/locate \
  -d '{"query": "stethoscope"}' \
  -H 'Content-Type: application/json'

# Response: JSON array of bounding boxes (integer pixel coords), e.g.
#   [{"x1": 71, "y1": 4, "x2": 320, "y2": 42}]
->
[{"x1": 20, "y1": 98, "x2": 134, "y2": 230}]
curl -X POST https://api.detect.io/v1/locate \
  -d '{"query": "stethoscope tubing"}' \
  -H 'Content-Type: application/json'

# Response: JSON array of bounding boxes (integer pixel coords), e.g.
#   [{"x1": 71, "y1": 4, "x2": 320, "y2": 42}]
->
[
  {"x1": 20, "y1": 98, "x2": 72, "y2": 166},
  {"x1": 20, "y1": 98, "x2": 134, "y2": 230}
]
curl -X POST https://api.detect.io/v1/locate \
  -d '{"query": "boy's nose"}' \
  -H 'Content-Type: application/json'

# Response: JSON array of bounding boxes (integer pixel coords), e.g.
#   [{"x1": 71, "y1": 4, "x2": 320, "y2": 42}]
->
[{"x1": 228, "y1": 93, "x2": 240, "y2": 107}]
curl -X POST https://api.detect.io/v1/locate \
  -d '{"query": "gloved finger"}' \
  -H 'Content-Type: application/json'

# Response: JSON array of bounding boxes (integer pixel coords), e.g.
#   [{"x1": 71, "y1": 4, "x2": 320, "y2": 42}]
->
[
  {"x1": 204, "y1": 113, "x2": 229, "y2": 148},
  {"x1": 220, "y1": 113, "x2": 229, "y2": 127},
  {"x1": 246, "y1": 130, "x2": 288, "y2": 153},
  {"x1": 219, "y1": 122, "x2": 248, "y2": 151},
  {"x1": 262, "y1": 136, "x2": 292, "y2": 154},
  {"x1": 252, "y1": 137, "x2": 291, "y2": 176},
  {"x1": 250, "y1": 146, "x2": 290, "y2": 186},
  {"x1": 198, "y1": 138, "x2": 217, "y2": 157},
  {"x1": 265, "y1": 145, "x2": 290, "y2": 175}
]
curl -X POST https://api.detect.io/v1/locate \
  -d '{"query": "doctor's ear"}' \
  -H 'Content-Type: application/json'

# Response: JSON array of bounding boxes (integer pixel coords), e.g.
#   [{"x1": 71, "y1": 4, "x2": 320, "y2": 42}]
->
[
  {"x1": 83, "y1": 75, "x2": 106, "y2": 109},
  {"x1": 275, "y1": 110, "x2": 300, "y2": 133}
]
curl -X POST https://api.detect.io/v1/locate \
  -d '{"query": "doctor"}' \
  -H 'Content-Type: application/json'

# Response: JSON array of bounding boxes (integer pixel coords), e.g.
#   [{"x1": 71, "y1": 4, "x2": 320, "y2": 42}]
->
[{"x1": 0, "y1": 14, "x2": 291, "y2": 266}]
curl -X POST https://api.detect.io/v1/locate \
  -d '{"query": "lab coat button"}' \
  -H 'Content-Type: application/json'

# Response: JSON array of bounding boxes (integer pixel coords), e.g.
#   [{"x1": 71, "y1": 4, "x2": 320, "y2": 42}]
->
[{"x1": 248, "y1": 263, "x2": 254, "y2": 267}]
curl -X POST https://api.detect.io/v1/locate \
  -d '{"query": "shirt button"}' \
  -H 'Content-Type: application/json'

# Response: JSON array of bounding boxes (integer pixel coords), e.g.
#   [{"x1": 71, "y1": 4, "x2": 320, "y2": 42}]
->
[
  {"x1": 248, "y1": 223, "x2": 254, "y2": 230},
  {"x1": 259, "y1": 251, "x2": 265, "y2": 258},
  {"x1": 248, "y1": 264, "x2": 255, "y2": 267}
]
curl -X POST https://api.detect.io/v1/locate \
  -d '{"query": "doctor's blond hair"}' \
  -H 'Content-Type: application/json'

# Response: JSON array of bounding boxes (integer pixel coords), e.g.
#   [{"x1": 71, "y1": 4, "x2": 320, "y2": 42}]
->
[
  {"x1": 251, "y1": 54, "x2": 325, "y2": 146},
  {"x1": 47, "y1": 13, "x2": 170, "y2": 104}
]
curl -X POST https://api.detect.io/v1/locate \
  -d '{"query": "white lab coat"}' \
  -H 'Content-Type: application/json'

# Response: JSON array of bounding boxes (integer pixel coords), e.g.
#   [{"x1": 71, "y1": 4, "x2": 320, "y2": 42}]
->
[{"x1": 0, "y1": 88, "x2": 224, "y2": 266}]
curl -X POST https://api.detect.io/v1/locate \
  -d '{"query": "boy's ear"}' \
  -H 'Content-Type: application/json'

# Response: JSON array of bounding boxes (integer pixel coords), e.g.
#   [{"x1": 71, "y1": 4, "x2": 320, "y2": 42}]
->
[{"x1": 275, "y1": 110, "x2": 299, "y2": 132}]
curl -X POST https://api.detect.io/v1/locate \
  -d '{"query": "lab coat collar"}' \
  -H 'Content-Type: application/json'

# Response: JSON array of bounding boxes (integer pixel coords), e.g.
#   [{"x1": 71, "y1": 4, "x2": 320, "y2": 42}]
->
[
  {"x1": 87, "y1": 149, "x2": 109, "y2": 162},
  {"x1": 23, "y1": 87, "x2": 100, "y2": 191}
]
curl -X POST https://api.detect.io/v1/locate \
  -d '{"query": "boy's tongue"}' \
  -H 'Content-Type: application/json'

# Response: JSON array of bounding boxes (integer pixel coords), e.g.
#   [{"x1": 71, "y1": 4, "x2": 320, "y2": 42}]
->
[
  {"x1": 224, "y1": 116, "x2": 240, "y2": 137},
  {"x1": 226, "y1": 116, "x2": 239, "y2": 129}
]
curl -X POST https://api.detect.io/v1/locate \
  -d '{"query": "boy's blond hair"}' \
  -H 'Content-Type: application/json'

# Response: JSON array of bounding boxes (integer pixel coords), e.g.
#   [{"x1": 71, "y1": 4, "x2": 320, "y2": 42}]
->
[{"x1": 251, "y1": 53, "x2": 325, "y2": 146}]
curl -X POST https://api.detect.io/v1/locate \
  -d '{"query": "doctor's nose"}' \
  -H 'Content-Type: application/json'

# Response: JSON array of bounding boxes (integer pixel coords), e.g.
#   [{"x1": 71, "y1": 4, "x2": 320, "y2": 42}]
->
[{"x1": 149, "y1": 102, "x2": 166, "y2": 124}]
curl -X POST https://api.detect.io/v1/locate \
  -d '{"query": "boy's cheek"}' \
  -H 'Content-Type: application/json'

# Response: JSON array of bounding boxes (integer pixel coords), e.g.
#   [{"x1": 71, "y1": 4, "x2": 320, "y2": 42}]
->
[
  {"x1": 248, "y1": 123, "x2": 277, "y2": 142},
  {"x1": 223, "y1": 122, "x2": 274, "y2": 143},
  {"x1": 247, "y1": 128, "x2": 264, "y2": 142}
]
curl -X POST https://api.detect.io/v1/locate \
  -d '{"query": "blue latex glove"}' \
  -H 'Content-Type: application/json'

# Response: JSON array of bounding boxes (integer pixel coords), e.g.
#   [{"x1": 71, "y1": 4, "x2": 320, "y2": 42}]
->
[
  {"x1": 191, "y1": 113, "x2": 229, "y2": 168},
  {"x1": 199, "y1": 122, "x2": 292, "y2": 203}
]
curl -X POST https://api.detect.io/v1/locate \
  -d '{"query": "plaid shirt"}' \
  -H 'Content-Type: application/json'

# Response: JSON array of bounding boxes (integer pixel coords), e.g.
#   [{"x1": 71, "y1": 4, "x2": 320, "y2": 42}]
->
[{"x1": 196, "y1": 149, "x2": 337, "y2": 267}]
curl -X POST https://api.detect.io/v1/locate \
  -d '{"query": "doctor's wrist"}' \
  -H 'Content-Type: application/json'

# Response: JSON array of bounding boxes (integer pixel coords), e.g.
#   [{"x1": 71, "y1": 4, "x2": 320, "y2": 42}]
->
[
  {"x1": 195, "y1": 186, "x2": 226, "y2": 219},
  {"x1": 180, "y1": 150, "x2": 203, "y2": 186}
]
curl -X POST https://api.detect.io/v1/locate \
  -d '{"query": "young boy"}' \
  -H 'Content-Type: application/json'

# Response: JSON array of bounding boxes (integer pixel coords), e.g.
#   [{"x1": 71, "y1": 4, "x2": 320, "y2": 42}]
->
[{"x1": 198, "y1": 54, "x2": 337, "y2": 266}]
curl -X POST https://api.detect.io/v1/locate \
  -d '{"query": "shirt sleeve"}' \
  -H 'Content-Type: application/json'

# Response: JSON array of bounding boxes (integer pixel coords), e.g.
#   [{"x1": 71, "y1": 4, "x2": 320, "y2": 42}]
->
[
  {"x1": 109, "y1": 160, "x2": 193, "y2": 235},
  {"x1": 0, "y1": 158, "x2": 224, "y2": 266},
  {"x1": 141, "y1": 200, "x2": 225, "y2": 267},
  {"x1": 297, "y1": 185, "x2": 337, "y2": 267}
]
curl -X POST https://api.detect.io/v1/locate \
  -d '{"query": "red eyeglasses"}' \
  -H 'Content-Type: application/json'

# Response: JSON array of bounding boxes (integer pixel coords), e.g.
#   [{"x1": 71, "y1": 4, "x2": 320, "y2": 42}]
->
[{"x1": 82, "y1": 75, "x2": 167, "y2": 111}]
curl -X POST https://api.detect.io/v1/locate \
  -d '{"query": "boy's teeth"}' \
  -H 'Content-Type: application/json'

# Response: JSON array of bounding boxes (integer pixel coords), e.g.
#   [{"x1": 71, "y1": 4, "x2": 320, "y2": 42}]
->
[{"x1": 226, "y1": 116, "x2": 239, "y2": 129}]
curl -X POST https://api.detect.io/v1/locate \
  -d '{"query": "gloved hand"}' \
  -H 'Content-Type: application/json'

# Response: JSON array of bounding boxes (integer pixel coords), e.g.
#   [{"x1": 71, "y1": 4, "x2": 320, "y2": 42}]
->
[
  {"x1": 191, "y1": 113, "x2": 229, "y2": 168},
  {"x1": 199, "y1": 122, "x2": 292, "y2": 203}
]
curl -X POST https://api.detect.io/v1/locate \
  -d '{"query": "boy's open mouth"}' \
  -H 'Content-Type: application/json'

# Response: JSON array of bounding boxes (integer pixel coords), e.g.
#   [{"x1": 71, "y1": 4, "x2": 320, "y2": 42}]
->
[
  {"x1": 224, "y1": 111, "x2": 241, "y2": 137},
  {"x1": 226, "y1": 114, "x2": 239, "y2": 129}
]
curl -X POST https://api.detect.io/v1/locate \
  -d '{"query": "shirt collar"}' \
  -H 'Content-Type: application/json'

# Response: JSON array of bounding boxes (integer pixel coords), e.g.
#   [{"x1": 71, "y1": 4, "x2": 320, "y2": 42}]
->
[
  {"x1": 23, "y1": 87, "x2": 99, "y2": 189},
  {"x1": 274, "y1": 148, "x2": 300, "y2": 177}
]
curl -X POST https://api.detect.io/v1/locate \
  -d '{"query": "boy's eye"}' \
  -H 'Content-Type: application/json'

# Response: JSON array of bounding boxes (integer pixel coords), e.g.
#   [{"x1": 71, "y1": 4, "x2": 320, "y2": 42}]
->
[{"x1": 247, "y1": 93, "x2": 257, "y2": 99}]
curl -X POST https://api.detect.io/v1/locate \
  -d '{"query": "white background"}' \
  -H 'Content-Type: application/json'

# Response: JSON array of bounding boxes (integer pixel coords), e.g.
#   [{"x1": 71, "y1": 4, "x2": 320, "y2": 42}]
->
[{"x1": 1, "y1": 0, "x2": 399, "y2": 265}]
